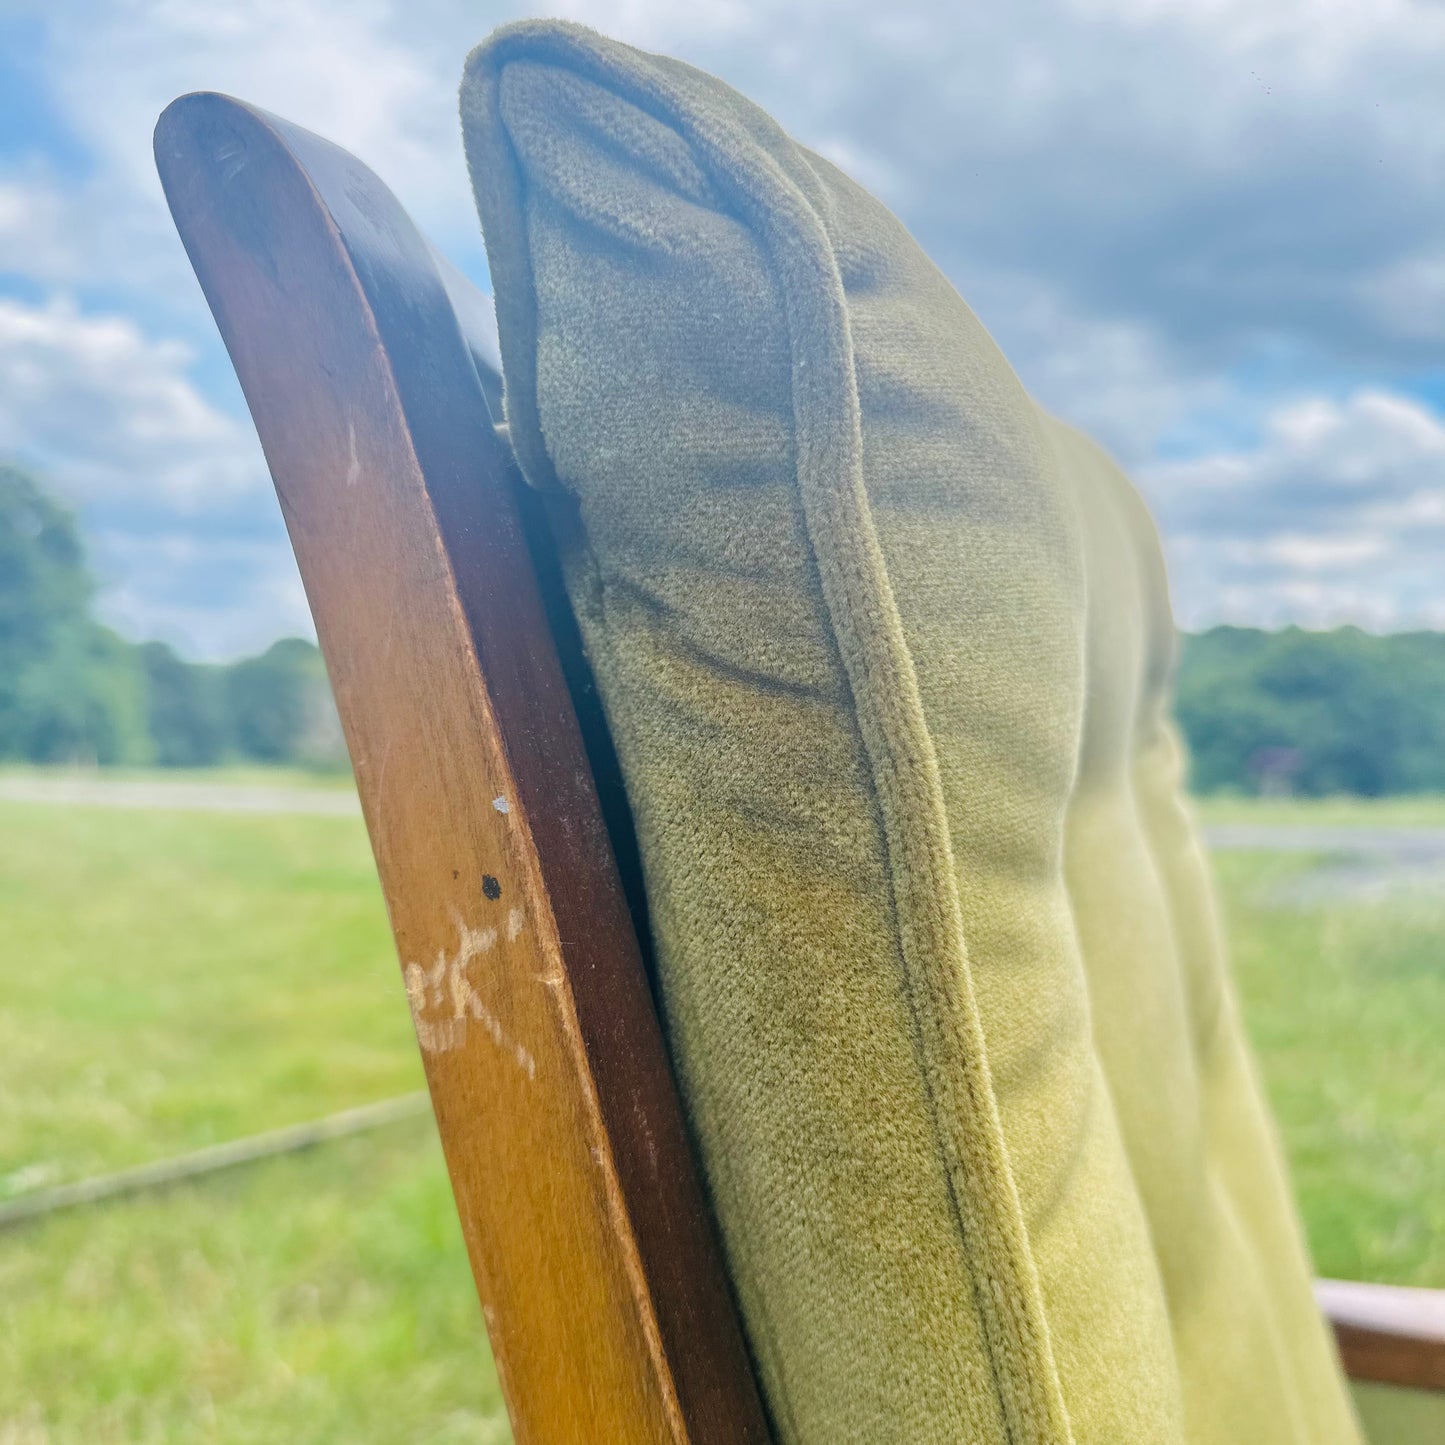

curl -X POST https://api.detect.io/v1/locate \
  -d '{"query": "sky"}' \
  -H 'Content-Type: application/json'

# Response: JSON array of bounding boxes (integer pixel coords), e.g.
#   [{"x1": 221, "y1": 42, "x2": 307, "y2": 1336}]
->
[{"x1": 1, "y1": 0, "x2": 1442, "y2": 660}]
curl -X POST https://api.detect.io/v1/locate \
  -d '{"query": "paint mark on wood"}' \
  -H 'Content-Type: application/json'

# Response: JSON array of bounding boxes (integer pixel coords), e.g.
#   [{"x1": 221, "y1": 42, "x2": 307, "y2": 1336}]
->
[
  {"x1": 404, "y1": 910, "x2": 534, "y2": 1076},
  {"x1": 345, "y1": 417, "x2": 360, "y2": 486},
  {"x1": 492, "y1": 795, "x2": 509, "y2": 814}
]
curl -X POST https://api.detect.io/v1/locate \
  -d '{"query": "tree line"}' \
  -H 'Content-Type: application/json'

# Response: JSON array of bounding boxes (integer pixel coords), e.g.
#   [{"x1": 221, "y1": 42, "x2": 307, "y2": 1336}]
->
[
  {"x1": 2, "y1": 463, "x2": 344, "y2": 770},
  {"x1": 1176, "y1": 625, "x2": 1445, "y2": 796},
  {"x1": 4, "y1": 462, "x2": 1443, "y2": 791}
]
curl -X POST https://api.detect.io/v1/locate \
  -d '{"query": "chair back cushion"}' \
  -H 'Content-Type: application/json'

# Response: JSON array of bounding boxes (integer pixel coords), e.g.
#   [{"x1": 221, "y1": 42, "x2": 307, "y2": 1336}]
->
[{"x1": 462, "y1": 22, "x2": 1360, "y2": 1444}]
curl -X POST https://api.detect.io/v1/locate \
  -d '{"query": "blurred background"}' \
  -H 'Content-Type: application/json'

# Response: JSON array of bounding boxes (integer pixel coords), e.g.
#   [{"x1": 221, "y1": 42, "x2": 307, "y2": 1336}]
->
[{"x1": 2, "y1": 1, "x2": 1442, "y2": 1441}]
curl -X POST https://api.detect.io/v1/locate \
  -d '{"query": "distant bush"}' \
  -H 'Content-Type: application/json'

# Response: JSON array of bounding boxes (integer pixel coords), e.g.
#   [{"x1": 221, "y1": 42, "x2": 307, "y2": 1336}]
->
[
  {"x1": 1176, "y1": 626, "x2": 1445, "y2": 796},
  {"x1": 224, "y1": 638, "x2": 345, "y2": 769},
  {"x1": 0, "y1": 464, "x2": 151, "y2": 766},
  {"x1": 1, "y1": 462, "x2": 344, "y2": 771},
  {"x1": 138, "y1": 641, "x2": 227, "y2": 767}
]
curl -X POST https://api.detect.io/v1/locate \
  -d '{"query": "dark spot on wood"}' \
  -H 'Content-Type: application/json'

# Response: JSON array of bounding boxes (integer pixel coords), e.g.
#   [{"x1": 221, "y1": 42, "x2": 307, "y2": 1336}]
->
[
  {"x1": 452, "y1": 869, "x2": 459, "y2": 880},
  {"x1": 482, "y1": 874, "x2": 502, "y2": 900}
]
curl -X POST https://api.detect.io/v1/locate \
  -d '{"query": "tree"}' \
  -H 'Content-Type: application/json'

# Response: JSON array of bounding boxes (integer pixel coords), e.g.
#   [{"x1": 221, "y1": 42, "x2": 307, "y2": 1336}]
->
[
  {"x1": 224, "y1": 637, "x2": 345, "y2": 767},
  {"x1": 1176, "y1": 626, "x2": 1445, "y2": 796},
  {"x1": 0, "y1": 464, "x2": 149, "y2": 765},
  {"x1": 139, "y1": 641, "x2": 227, "y2": 767}
]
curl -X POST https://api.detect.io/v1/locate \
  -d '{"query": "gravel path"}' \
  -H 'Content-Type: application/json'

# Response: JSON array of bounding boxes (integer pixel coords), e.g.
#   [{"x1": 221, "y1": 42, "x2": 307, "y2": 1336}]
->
[
  {"x1": 1205, "y1": 824, "x2": 1445, "y2": 902},
  {"x1": 4, "y1": 778, "x2": 1440, "y2": 899},
  {"x1": 0, "y1": 776, "x2": 360, "y2": 816},
  {"x1": 1204, "y1": 824, "x2": 1445, "y2": 858}
]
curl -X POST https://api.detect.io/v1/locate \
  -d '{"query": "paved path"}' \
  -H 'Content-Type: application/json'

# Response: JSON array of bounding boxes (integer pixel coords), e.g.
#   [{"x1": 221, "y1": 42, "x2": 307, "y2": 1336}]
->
[
  {"x1": 1205, "y1": 824, "x2": 1445, "y2": 901},
  {"x1": 1205, "y1": 823, "x2": 1445, "y2": 858},
  {"x1": 3, "y1": 778, "x2": 1441, "y2": 898},
  {"x1": 0, "y1": 775, "x2": 361, "y2": 816}
]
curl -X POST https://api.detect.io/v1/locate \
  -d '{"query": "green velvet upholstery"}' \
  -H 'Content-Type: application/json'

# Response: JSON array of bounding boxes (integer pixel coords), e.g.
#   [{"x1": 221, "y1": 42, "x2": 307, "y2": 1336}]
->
[{"x1": 461, "y1": 21, "x2": 1362, "y2": 1444}]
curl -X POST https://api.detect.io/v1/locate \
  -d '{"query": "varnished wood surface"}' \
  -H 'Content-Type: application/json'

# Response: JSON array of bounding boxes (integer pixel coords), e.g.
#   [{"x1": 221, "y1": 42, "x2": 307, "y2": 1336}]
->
[
  {"x1": 1318, "y1": 1278, "x2": 1445, "y2": 1392},
  {"x1": 155, "y1": 93, "x2": 771, "y2": 1445}
]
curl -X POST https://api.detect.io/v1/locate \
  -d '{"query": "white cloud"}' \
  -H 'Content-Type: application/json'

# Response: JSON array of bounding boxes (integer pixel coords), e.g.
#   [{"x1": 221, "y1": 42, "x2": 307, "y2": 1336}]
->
[
  {"x1": 0, "y1": 173, "x2": 85, "y2": 281},
  {"x1": 92, "y1": 530, "x2": 311, "y2": 661},
  {"x1": 59, "y1": 1, "x2": 441, "y2": 188},
  {"x1": 975, "y1": 276, "x2": 1235, "y2": 466},
  {"x1": 1144, "y1": 388, "x2": 1445, "y2": 630},
  {"x1": 7, "y1": 0, "x2": 1445, "y2": 647},
  {"x1": 0, "y1": 294, "x2": 264, "y2": 506},
  {"x1": 33, "y1": 0, "x2": 1445, "y2": 358},
  {"x1": 1360, "y1": 248, "x2": 1445, "y2": 344},
  {"x1": 0, "y1": 160, "x2": 208, "y2": 308},
  {"x1": 19, "y1": 0, "x2": 1445, "y2": 373},
  {"x1": 1254, "y1": 533, "x2": 1389, "y2": 570},
  {"x1": 41, "y1": 0, "x2": 475, "y2": 257},
  {"x1": 1153, "y1": 390, "x2": 1445, "y2": 515},
  {"x1": 0, "y1": 294, "x2": 301, "y2": 660}
]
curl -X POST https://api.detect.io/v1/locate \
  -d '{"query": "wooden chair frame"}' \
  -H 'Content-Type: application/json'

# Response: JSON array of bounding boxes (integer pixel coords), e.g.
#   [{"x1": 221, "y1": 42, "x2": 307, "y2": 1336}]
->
[{"x1": 154, "y1": 92, "x2": 1444, "y2": 1441}]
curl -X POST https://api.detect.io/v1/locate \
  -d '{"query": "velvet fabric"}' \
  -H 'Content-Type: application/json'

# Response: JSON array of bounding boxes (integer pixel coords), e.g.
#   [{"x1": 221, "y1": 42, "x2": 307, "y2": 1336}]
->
[{"x1": 462, "y1": 22, "x2": 1362, "y2": 1444}]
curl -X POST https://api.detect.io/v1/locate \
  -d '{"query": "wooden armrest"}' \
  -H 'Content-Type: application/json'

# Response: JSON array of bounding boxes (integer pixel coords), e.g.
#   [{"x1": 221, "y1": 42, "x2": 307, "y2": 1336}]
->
[{"x1": 1316, "y1": 1278, "x2": 1445, "y2": 1391}]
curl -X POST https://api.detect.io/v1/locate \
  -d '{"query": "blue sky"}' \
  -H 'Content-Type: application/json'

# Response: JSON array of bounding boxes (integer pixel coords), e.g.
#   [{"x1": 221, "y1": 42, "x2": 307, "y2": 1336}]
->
[{"x1": 2, "y1": 0, "x2": 1442, "y2": 658}]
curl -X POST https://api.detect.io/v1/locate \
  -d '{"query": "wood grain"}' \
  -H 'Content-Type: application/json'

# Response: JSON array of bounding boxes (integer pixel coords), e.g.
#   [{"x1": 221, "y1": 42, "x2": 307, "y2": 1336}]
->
[
  {"x1": 1317, "y1": 1278, "x2": 1445, "y2": 1392},
  {"x1": 155, "y1": 92, "x2": 771, "y2": 1445}
]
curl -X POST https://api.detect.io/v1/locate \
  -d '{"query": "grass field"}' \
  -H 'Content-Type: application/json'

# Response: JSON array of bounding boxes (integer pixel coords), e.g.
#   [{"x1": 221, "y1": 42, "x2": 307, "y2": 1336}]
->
[
  {"x1": 1216, "y1": 849, "x2": 1445, "y2": 1286},
  {"x1": 2, "y1": 780, "x2": 1443, "y2": 1441},
  {"x1": 1193, "y1": 793, "x2": 1445, "y2": 827}
]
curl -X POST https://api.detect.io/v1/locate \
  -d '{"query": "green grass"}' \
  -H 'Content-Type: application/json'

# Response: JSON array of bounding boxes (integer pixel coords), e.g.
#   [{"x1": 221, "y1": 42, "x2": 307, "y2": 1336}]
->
[
  {"x1": 0, "y1": 795, "x2": 503, "y2": 1442},
  {"x1": 0, "y1": 764, "x2": 358, "y2": 791},
  {"x1": 0, "y1": 1132, "x2": 505, "y2": 1445},
  {"x1": 1193, "y1": 791, "x2": 1445, "y2": 827},
  {"x1": 1, "y1": 782, "x2": 1442, "y2": 1438},
  {"x1": 1218, "y1": 847, "x2": 1445, "y2": 1287},
  {"x1": 0, "y1": 800, "x2": 410, "y2": 1188}
]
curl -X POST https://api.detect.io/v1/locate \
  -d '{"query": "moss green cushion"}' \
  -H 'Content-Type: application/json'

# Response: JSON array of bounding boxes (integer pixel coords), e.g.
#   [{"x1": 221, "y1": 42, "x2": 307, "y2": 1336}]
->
[{"x1": 461, "y1": 21, "x2": 1361, "y2": 1445}]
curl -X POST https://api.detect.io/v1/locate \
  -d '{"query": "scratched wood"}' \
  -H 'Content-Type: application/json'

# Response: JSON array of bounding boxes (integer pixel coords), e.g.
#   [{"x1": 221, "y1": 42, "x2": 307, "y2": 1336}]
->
[{"x1": 154, "y1": 94, "x2": 772, "y2": 1445}]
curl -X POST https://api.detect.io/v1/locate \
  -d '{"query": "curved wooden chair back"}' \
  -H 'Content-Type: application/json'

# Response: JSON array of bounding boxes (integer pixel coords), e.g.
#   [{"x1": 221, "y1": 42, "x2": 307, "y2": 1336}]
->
[
  {"x1": 153, "y1": 92, "x2": 770, "y2": 1445},
  {"x1": 153, "y1": 90, "x2": 1443, "y2": 1443}
]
